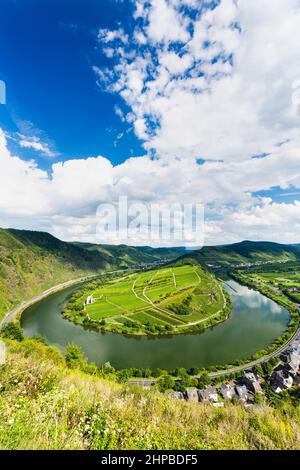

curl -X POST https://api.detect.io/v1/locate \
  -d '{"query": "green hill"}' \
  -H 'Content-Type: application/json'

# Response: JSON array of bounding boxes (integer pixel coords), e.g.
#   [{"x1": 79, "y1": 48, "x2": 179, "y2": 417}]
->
[
  {"x1": 0, "y1": 228, "x2": 185, "y2": 321},
  {"x1": 63, "y1": 264, "x2": 230, "y2": 336},
  {"x1": 176, "y1": 241, "x2": 300, "y2": 270},
  {"x1": 0, "y1": 336, "x2": 299, "y2": 450},
  {"x1": 73, "y1": 242, "x2": 186, "y2": 267},
  {"x1": 0, "y1": 228, "x2": 112, "y2": 319}
]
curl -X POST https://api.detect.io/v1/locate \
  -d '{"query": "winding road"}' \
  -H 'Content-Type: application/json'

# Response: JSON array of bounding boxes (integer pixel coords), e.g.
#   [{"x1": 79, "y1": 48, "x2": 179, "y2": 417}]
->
[
  {"x1": 127, "y1": 324, "x2": 300, "y2": 385},
  {"x1": 0, "y1": 274, "x2": 99, "y2": 331},
  {"x1": 2, "y1": 272, "x2": 299, "y2": 383}
]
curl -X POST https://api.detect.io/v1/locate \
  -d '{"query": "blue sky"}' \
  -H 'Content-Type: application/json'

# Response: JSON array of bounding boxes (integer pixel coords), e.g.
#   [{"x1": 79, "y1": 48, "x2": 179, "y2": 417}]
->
[
  {"x1": 0, "y1": 0, "x2": 300, "y2": 246},
  {"x1": 0, "y1": 0, "x2": 143, "y2": 168}
]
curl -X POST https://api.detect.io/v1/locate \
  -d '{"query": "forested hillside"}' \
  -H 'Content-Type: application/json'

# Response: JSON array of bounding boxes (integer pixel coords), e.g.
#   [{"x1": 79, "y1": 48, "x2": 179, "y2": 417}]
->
[
  {"x1": 0, "y1": 228, "x2": 184, "y2": 320},
  {"x1": 0, "y1": 229, "x2": 111, "y2": 319},
  {"x1": 177, "y1": 241, "x2": 300, "y2": 269},
  {"x1": 73, "y1": 242, "x2": 186, "y2": 267}
]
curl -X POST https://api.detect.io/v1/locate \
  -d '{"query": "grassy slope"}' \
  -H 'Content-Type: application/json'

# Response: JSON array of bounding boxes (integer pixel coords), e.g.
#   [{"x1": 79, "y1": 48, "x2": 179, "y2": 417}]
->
[
  {"x1": 0, "y1": 228, "x2": 112, "y2": 320},
  {"x1": 178, "y1": 241, "x2": 300, "y2": 268},
  {"x1": 0, "y1": 338, "x2": 299, "y2": 450}
]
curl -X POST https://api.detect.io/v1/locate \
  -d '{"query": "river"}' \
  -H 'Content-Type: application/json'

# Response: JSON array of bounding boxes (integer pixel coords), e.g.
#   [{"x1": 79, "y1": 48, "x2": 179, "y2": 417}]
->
[{"x1": 21, "y1": 280, "x2": 290, "y2": 370}]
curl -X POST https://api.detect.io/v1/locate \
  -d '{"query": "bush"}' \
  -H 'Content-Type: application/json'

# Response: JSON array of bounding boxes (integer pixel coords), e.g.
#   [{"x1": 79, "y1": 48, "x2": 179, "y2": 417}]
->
[
  {"x1": 116, "y1": 369, "x2": 131, "y2": 383},
  {"x1": 1, "y1": 322, "x2": 24, "y2": 342},
  {"x1": 65, "y1": 342, "x2": 87, "y2": 370},
  {"x1": 157, "y1": 375, "x2": 176, "y2": 393},
  {"x1": 197, "y1": 371, "x2": 211, "y2": 389}
]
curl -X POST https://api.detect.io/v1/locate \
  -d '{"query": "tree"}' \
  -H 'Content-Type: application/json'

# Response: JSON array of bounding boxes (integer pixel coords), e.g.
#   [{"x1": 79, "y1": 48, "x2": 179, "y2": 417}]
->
[
  {"x1": 253, "y1": 365, "x2": 263, "y2": 377},
  {"x1": 157, "y1": 375, "x2": 176, "y2": 393},
  {"x1": 102, "y1": 361, "x2": 115, "y2": 375},
  {"x1": 187, "y1": 367, "x2": 200, "y2": 376},
  {"x1": 197, "y1": 371, "x2": 211, "y2": 389},
  {"x1": 177, "y1": 368, "x2": 189, "y2": 378},
  {"x1": 1, "y1": 322, "x2": 24, "y2": 342},
  {"x1": 164, "y1": 325, "x2": 173, "y2": 332},
  {"x1": 142, "y1": 368, "x2": 152, "y2": 378},
  {"x1": 262, "y1": 361, "x2": 274, "y2": 376},
  {"x1": 116, "y1": 369, "x2": 131, "y2": 383},
  {"x1": 174, "y1": 381, "x2": 186, "y2": 393},
  {"x1": 153, "y1": 368, "x2": 167, "y2": 378},
  {"x1": 65, "y1": 342, "x2": 86, "y2": 370}
]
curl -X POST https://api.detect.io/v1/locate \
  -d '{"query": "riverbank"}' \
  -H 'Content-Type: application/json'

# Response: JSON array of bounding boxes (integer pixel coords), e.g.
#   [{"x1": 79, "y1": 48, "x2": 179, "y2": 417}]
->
[
  {"x1": 0, "y1": 275, "x2": 98, "y2": 331},
  {"x1": 21, "y1": 279, "x2": 291, "y2": 371}
]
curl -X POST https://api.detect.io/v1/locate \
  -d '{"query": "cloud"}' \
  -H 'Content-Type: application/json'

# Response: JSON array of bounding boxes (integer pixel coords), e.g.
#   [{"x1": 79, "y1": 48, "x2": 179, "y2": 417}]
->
[
  {"x1": 98, "y1": 27, "x2": 128, "y2": 44},
  {"x1": 209, "y1": 200, "x2": 300, "y2": 245},
  {"x1": 94, "y1": 0, "x2": 300, "y2": 165},
  {"x1": 2, "y1": 0, "x2": 300, "y2": 246},
  {"x1": 2, "y1": 124, "x2": 300, "y2": 245},
  {"x1": 19, "y1": 138, "x2": 57, "y2": 157},
  {"x1": 159, "y1": 51, "x2": 193, "y2": 75},
  {"x1": 146, "y1": 0, "x2": 190, "y2": 44}
]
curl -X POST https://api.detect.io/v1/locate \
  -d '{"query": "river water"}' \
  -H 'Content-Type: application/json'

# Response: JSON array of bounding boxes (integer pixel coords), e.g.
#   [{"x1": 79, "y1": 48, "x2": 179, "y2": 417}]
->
[{"x1": 21, "y1": 280, "x2": 290, "y2": 369}]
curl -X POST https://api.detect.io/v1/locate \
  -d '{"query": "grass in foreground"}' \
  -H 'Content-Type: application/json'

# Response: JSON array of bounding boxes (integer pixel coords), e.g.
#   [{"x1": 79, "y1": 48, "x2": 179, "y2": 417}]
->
[{"x1": 0, "y1": 337, "x2": 299, "y2": 450}]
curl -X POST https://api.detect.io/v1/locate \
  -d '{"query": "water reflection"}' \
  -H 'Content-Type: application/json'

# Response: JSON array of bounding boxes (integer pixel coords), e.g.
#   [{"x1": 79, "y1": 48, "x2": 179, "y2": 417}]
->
[{"x1": 22, "y1": 280, "x2": 290, "y2": 369}]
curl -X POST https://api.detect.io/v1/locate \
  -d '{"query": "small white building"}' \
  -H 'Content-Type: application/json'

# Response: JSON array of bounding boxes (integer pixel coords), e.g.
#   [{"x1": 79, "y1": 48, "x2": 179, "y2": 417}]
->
[
  {"x1": 243, "y1": 372, "x2": 263, "y2": 394},
  {"x1": 86, "y1": 295, "x2": 94, "y2": 305},
  {"x1": 166, "y1": 392, "x2": 185, "y2": 400},
  {"x1": 235, "y1": 385, "x2": 248, "y2": 402},
  {"x1": 271, "y1": 369, "x2": 294, "y2": 389},
  {"x1": 186, "y1": 389, "x2": 199, "y2": 402},
  {"x1": 220, "y1": 383, "x2": 236, "y2": 401},
  {"x1": 198, "y1": 386, "x2": 219, "y2": 403},
  {"x1": 213, "y1": 402, "x2": 224, "y2": 408}
]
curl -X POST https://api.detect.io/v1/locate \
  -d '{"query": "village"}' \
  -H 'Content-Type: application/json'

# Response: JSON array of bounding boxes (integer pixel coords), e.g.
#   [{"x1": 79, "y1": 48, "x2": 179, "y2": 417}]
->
[{"x1": 166, "y1": 339, "x2": 300, "y2": 407}]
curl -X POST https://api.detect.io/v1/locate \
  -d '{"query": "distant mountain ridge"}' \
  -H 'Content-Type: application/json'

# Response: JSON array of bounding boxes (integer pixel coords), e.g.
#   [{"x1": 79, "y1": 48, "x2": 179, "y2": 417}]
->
[
  {"x1": 73, "y1": 241, "x2": 187, "y2": 267},
  {"x1": 1, "y1": 228, "x2": 300, "y2": 321},
  {"x1": 174, "y1": 240, "x2": 300, "y2": 269}
]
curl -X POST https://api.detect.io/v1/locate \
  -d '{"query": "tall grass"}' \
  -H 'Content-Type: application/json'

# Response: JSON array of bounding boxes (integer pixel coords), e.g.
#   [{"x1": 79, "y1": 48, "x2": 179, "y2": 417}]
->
[{"x1": 0, "y1": 338, "x2": 299, "y2": 450}]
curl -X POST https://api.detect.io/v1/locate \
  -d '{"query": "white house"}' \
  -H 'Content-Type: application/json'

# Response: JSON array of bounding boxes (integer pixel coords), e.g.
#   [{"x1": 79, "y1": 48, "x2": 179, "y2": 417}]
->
[
  {"x1": 86, "y1": 295, "x2": 94, "y2": 305},
  {"x1": 272, "y1": 369, "x2": 293, "y2": 389},
  {"x1": 198, "y1": 386, "x2": 219, "y2": 403},
  {"x1": 235, "y1": 385, "x2": 248, "y2": 402},
  {"x1": 219, "y1": 383, "x2": 236, "y2": 401},
  {"x1": 243, "y1": 372, "x2": 263, "y2": 394}
]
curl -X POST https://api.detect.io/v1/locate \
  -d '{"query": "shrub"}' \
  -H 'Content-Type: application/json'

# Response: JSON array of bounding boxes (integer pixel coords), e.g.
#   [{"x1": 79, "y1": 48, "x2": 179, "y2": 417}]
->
[
  {"x1": 157, "y1": 375, "x2": 176, "y2": 393},
  {"x1": 65, "y1": 342, "x2": 87, "y2": 370},
  {"x1": 1, "y1": 322, "x2": 24, "y2": 342}
]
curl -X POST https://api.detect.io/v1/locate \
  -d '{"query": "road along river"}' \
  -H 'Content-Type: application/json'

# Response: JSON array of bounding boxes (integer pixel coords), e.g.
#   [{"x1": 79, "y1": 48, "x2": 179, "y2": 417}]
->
[{"x1": 21, "y1": 280, "x2": 290, "y2": 370}]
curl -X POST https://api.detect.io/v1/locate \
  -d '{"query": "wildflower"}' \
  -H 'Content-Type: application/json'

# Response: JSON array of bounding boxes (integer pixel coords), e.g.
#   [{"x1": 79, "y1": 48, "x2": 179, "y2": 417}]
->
[{"x1": 8, "y1": 418, "x2": 14, "y2": 426}]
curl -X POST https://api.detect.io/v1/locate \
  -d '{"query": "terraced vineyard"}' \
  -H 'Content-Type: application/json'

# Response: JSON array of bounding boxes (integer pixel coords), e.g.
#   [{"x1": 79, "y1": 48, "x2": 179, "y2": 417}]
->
[{"x1": 63, "y1": 264, "x2": 231, "y2": 335}]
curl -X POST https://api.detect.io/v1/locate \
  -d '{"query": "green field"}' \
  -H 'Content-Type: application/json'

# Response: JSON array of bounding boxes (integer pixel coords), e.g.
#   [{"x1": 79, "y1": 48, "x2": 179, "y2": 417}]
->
[
  {"x1": 63, "y1": 264, "x2": 227, "y2": 335},
  {"x1": 247, "y1": 268, "x2": 300, "y2": 303}
]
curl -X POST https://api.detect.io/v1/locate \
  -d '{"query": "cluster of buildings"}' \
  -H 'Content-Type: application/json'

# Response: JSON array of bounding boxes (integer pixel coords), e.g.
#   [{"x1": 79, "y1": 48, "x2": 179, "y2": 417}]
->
[
  {"x1": 270, "y1": 342, "x2": 300, "y2": 393},
  {"x1": 130, "y1": 259, "x2": 171, "y2": 270},
  {"x1": 166, "y1": 371, "x2": 264, "y2": 408},
  {"x1": 285, "y1": 286, "x2": 300, "y2": 294},
  {"x1": 231, "y1": 259, "x2": 290, "y2": 269},
  {"x1": 166, "y1": 341, "x2": 300, "y2": 406}
]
